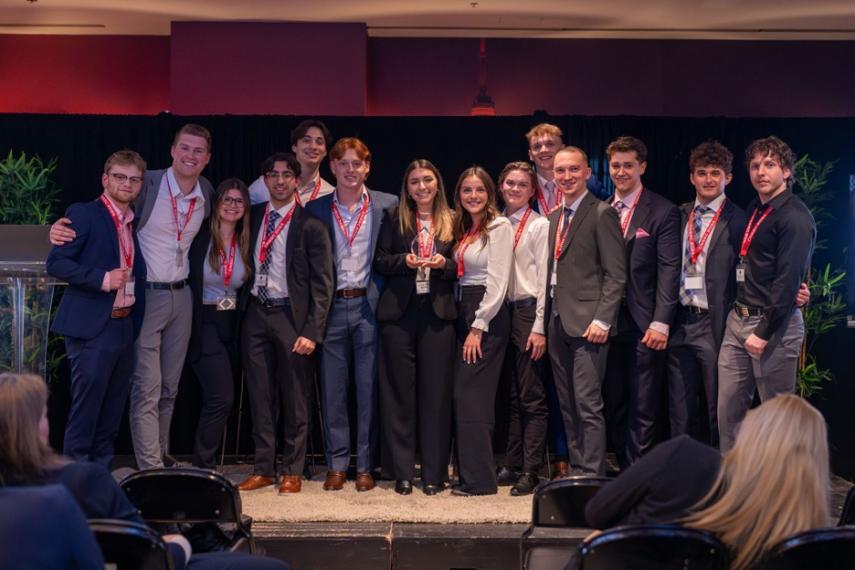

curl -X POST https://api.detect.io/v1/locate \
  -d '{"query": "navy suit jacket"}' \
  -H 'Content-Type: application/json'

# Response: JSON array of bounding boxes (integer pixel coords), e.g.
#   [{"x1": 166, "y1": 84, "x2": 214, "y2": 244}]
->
[
  {"x1": 47, "y1": 198, "x2": 147, "y2": 339},
  {"x1": 679, "y1": 199, "x2": 747, "y2": 348},
  {"x1": 304, "y1": 189, "x2": 399, "y2": 313},
  {"x1": 615, "y1": 188, "x2": 682, "y2": 331}
]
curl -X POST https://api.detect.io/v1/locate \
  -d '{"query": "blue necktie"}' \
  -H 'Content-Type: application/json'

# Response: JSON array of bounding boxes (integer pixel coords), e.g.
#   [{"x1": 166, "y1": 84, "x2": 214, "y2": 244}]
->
[
  {"x1": 257, "y1": 210, "x2": 280, "y2": 303},
  {"x1": 682, "y1": 205, "x2": 709, "y2": 300}
]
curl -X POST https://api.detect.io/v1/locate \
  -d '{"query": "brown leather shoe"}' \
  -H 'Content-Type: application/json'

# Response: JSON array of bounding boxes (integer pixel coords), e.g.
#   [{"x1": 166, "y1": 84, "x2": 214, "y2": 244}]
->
[
  {"x1": 278, "y1": 475, "x2": 302, "y2": 494},
  {"x1": 355, "y1": 472, "x2": 375, "y2": 492},
  {"x1": 551, "y1": 460, "x2": 570, "y2": 480},
  {"x1": 238, "y1": 475, "x2": 276, "y2": 491},
  {"x1": 323, "y1": 470, "x2": 346, "y2": 491}
]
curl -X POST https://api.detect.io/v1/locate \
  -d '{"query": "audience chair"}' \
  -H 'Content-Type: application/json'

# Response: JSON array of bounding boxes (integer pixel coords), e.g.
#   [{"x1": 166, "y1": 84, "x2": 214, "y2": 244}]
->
[
  {"x1": 120, "y1": 467, "x2": 255, "y2": 553},
  {"x1": 757, "y1": 526, "x2": 855, "y2": 570},
  {"x1": 577, "y1": 524, "x2": 728, "y2": 570},
  {"x1": 522, "y1": 476, "x2": 612, "y2": 570},
  {"x1": 838, "y1": 485, "x2": 855, "y2": 526},
  {"x1": 89, "y1": 518, "x2": 173, "y2": 570}
]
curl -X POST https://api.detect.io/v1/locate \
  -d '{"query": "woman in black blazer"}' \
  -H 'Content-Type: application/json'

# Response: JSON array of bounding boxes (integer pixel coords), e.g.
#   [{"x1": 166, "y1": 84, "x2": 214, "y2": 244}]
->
[
  {"x1": 187, "y1": 178, "x2": 252, "y2": 469},
  {"x1": 374, "y1": 159, "x2": 458, "y2": 496}
]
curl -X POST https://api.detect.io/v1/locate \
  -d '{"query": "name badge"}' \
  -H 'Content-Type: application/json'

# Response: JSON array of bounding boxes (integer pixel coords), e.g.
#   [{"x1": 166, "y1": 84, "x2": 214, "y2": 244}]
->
[
  {"x1": 175, "y1": 246, "x2": 184, "y2": 268},
  {"x1": 550, "y1": 271, "x2": 557, "y2": 286},
  {"x1": 684, "y1": 271, "x2": 704, "y2": 291},
  {"x1": 124, "y1": 278, "x2": 135, "y2": 296},
  {"x1": 341, "y1": 256, "x2": 359, "y2": 272},
  {"x1": 254, "y1": 274, "x2": 268, "y2": 288},
  {"x1": 216, "y1": 295, "x2": 237, "y2": 311},
  {"x1": 735, "y1": 263, "x2": 746, "y2": 283},
  {"x1": 415, "y1": 267, "x2": 430, "y2": 295}
]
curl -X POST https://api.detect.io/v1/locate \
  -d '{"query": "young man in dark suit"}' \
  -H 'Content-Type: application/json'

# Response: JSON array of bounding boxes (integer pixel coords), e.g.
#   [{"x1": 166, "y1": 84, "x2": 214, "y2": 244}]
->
[
  {"x1": 304, "y1": 138, "x2": 398, "y2": 492},
  {"x1": 237, "y1": 152, "x2": 334, "y2": 493},
  {"x1": 603, "y1": 136, "x2": 681, "y2": 468},
  {"x1": 46, "y1": 150, "x2": 148, "y2": 466},
  {"x1": 546, "y1": 147, "x2": 627, "y2": 476}
]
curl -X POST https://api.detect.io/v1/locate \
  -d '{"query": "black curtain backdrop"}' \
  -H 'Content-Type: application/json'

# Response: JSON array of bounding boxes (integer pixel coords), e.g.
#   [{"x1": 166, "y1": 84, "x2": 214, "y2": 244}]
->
[{"x1": 2, "y1": 113, "x2": 852, "y2": 476}]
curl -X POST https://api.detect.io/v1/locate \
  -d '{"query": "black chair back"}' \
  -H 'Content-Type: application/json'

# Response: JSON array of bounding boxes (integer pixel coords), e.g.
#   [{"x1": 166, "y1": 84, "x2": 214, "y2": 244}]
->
[
  {"x1": 89, "y1": 518, "x2": 173, "y2": 570},
  {"x1": 578, "y1": 524, "x2": 727, "y2": 570},
  {"x1": 120, "y1": 467, "x2": 254, "y2": 552},
  {"x1": 531, "y1": 476, "x2": 612, "y2": 527},
  {"x1": 758, "y1": 526, "x2": 855, "y2": 570},
  {"x1": 838, "y1": 486, "x2": 855, "y2": 526}
]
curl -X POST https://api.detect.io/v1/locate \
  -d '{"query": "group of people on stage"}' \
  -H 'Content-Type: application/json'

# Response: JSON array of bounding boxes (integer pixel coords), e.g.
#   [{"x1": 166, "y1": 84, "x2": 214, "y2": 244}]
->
[{"x1": 44, "y1": 119, "x2": 815, "y2": 499}]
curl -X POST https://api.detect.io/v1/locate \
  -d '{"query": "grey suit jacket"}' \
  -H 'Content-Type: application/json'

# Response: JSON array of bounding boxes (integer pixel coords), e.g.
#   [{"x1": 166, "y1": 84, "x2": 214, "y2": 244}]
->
[
  {"x1": 134, "y1": 169, "x2": 215, "y2": 231},
  {"x1": 546, "y1": 191, "x2": 627, "y2": 337}
]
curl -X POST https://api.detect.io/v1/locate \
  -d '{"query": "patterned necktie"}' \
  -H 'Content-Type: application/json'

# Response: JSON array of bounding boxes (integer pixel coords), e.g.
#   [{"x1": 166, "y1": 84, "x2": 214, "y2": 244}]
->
[
  {"x1": 681, "y1": 205, "x2": 710, "y2": 301},
  {"x1": 257, "y1": 210, "x2": 280, "y2": 303}
]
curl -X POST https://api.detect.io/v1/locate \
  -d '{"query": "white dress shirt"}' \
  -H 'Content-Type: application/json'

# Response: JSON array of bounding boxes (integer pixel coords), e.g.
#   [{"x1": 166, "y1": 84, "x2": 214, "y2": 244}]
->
[
  {"x1": 137, "y1": 167, "x2": 206, "y2": 282},
  {"x1": 537, "y1": 173, "x2": 559, "y2": 212},
  {"x1": 679, "y1": 192, "x2": 727, "y2": 310},
  {"x1": 333, "y1": 187, "x2": 373, "y2": 290},
  {"x1": 507, "y1": 207, "x2": 549, "y2": 335},
  {"x1": 459, "y1": 217, "x2": 513, "y2": 332},
  {"x1": 250, "y1": 201, "x2": 296, "y2": 299}
]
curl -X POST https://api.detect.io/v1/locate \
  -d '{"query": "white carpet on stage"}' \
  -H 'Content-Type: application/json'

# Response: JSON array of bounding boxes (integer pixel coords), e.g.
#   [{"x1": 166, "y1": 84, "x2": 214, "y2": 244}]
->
[{"x1": 239, "y1": 480, "x2": 531, "y2": 524}]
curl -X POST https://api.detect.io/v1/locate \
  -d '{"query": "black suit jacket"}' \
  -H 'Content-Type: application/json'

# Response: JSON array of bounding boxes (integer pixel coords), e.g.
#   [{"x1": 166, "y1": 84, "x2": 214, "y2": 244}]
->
[
  {"x1": 545, "y1": 192, "x2": 626, "y2": 337},
  {"x1": 679, "y1": 199, "x2": 747, "y2": 348},
  {"x1": 373, "y1": 207, "x2": 458, "y2": 322},
  {"x1": 239, "y1": 202, "x2": 334, "y2": 344},
  {"x1": 617, "y1": 188, "x2": 681, "y2": 332}
]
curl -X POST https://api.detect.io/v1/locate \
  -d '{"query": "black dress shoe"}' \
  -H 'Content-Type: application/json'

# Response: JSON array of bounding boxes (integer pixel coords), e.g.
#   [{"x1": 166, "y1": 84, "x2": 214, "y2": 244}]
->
[
  {"x1": 496, "y1": 466, "x2": 519, "y2": 486},
  {"x1": 395, "y1": 480, "x2": 413, "y2": 495},
  {"x1": 423, "y1": 483, "x2": 444, "y2": 496},
  {"x1": 510, "y1": 472, "x2": 539, "y2": 496},
  {"x1": 451, "y1": 486, "x2": 497, "y2": 497}
]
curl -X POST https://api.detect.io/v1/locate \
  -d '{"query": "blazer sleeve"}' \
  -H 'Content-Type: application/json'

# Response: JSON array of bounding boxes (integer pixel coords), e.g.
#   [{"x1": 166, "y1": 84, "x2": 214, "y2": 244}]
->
[
  {"x1": 301, "y1": 218, "x2": 335, "y2": 343},
  {"x1": 373, "y1": 209, "x2": 414, "y2": 276},
  {"x1": 45, "y1": 203, "x2": 108, "y2": 293},
  {"x1": 594, "y1": 205, "x2": 628, "y2": 327},
  {"x1": 652, "y1": 204, "x2": 682, "y2": 327},
  {"x1": 471, "y1": 218, "x2": 513, "y2": 332}
]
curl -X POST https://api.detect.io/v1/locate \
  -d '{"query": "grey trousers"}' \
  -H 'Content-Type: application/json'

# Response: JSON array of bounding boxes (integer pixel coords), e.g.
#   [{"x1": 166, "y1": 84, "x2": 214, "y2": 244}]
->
[
  {"x1": 717, "y1": 308, "x2": 804, "y2": 451},
  {"x1": 129, "y1": 287, "x2": 193, "y2": 469}
]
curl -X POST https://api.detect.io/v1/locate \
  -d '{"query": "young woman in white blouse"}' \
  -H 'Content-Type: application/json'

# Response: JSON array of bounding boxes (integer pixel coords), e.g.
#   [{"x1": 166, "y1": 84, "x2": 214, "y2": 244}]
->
[
  {"x1": 451, "y1": 166, "x2": 513, "y2": 496},
  {"x1": 495, "y1": 161, "x2": 550, "y2": 496}
]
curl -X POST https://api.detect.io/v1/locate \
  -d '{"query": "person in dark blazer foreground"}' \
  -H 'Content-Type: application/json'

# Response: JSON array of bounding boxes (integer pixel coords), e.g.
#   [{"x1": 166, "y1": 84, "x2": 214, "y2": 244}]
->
[
  {"x1": 187, "y1": 178, "x2": 252, "y2": 469},
  {"x1": 237, "y1": 153, "x2": 334, "y2": 494},
  {"x1": 375, "y1": 159, "x2": 458, "y2": 496},
  {"x1": 546, "y1": 148, "x2": 626, "y2": 476},
  {"x1": 602, "y1": 136, "x2": 681, "y2": 468},
  {"x1": 46, "y1": 150, "x2": 147, "y2": 467}
]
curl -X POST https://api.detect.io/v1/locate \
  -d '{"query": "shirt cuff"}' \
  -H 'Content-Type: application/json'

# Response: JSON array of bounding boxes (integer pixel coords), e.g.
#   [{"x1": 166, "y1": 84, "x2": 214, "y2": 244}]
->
[
  {"x1": 471, "y1": 318, "x2": 490, "y2": 333},
  {"x1": 592, "y1": 319, "x2": 611, "y2": 332},
  {"x1": 649, "y1": 321, "x2": 670, "y2": 336},
  {"x1": 101, "y1": 271, "x2": 111, "y2": 292},
  {"x1": 532, "y1": 318, "x2": 546, "y2": 335}
]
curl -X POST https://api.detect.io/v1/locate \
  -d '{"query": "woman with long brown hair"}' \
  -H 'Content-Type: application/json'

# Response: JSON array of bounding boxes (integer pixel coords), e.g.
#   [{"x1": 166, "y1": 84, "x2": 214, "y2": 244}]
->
[
  {"x1": 375, "y1": 159, "x2": 458, "y2": 496},
  {"x1": 451, "y1": 166, "x2": 513, "y2": 496},
  {"x1": 187, "y1": 178, "x2": 252, "y2": 468}
]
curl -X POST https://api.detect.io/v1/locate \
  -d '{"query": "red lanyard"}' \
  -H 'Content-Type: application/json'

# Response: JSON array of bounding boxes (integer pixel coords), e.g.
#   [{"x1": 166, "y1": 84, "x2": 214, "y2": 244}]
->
[
  {"x1": 416, "y1": 215, "x2": 435, "y2": 258},
  {"x1": 166, "y1": 177, "x2": 197, "y2": 244},
  {"x1": 687, "y1": 201, "x2": 725, "y2": 265},
  {"x1": 331, "y1": 193, "x2": 371, "y2": 250},
  {"x1": 456, "y1": 226, "x2": 480, "y2": 278},
  {"x1": 553, "y1": 209, "x2": 572, "y2": 261},
  {"x1": 295, "y1": 177, "x2": 322, "y2": 207},
  {"x1": 537, "y1": 183, "x2": 560, "y2": 215},
  {"x1": 219, "y1": 234, "x2": 237, "y2": 287},
  {"x1": 616, "y1": 189, "x2": 643, "y2": 237},
  {"x1": 259, "y1": 204, "x2": 295, "y2": 264},
  {"x1": 99, "y1": 195, "x2": 133, "y2": 268},
  {"x1": 740, "y1": 205, "x2": 773, "y2": 258},
  {"x1": 512, "y1": 207, "x2": 533, "y2": 251}
]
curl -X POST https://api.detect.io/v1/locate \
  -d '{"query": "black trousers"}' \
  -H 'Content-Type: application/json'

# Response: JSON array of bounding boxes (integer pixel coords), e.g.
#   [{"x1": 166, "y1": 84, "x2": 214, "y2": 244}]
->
[
  {"x1": 502, "y1": 303, "x2": 548, "y2": 473},
  {"x1": 242, "y1": 298, "x2": 315, "y2": 477},
  {"x1": 190, "y1": 306, "x2": 238, "y2": 468},
  {"x1": 454, "y1": 286, "x2": 511, "y2": 494},
  {"x1": 378, "y1": 294, "x2": 456, "y2": 483},
  {"x1": 604, "y1": 307, "x2": 663, "y2": 468},
  {"x1": 666, "y1": 308, "x2": 719, "y2": 446}
]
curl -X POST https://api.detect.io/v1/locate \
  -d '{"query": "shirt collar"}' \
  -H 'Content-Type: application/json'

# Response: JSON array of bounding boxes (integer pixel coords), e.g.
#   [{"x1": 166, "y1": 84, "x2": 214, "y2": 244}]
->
[
  {"x1": 536, "y1": 172, "x2": 552, "y2": 190},
  {"x1": 271, "y1": 199, "x2": 296, "y2": 217},
  {"x1": 102, "y1": 193, "x2": 135, "y2": 224},
  {"x1": 332, "y1": 186, "x2": 369, "y2": 206},
  {"x1": 613, "y1": 186, "x2": 641, "y2": 209},
  {"x1": 563, "y1": 190, "x2": 588, "y2": 213},
  {"x1": 766, "y1": 189, "x2": 793, "y2": 209},
  {"x1": 166, "y1": 167, "x2": 205, "y2": 202},
  {"x1": 694, "y1": 192, "x2": 727, "y2": 213},
  {"x1": 506, "y1": 205, "x2": 535, "y2": 223},
  {"x1": 300, "y1": 173, "x2": 322, "y2": 194}
]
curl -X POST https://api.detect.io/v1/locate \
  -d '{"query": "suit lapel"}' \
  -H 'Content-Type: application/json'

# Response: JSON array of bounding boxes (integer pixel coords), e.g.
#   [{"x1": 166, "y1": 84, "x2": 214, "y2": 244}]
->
[
  {"x1": 625, "y1": 189, "x2": 651, "y2": 243},
  {"x1": 368, "y1": 190, "x2": 382, "y2": 256},
  {"x1": 285, "y1": 205, "x2": 301, "y2": 273},
  {"x1": 562, "y1": 193, "x2": 595, "y2": 254},
  {"x1": 707, "y1": 199, "x2": 732, "y2": 255},
  {"x1": 96, "y1": 199, "x2": 121, "y2": 264}
]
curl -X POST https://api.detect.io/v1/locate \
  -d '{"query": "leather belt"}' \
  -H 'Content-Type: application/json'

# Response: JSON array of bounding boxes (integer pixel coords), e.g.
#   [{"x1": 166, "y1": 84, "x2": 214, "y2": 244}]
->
[
  {"x1": 145, "y1": 279, "x2": 189, "y2": 291},
  {"x1": 252, "y1": 296, "x2": 290, "y2": 308},
  {"x1": 680, "y1": 304, "x2": 709, "y2": 315},
  {"x1": 111, "y1": 307, "x2": 132, "y2": 319},
  {"x1": 336, "y1": 288, "x2": 367, "y2": 299},
  {"x1": 507, "y1": 297, "x2": 537, "y2": 309},
  {"x1": 733, "y1": 302, "x2": 764, "y2": 317}
]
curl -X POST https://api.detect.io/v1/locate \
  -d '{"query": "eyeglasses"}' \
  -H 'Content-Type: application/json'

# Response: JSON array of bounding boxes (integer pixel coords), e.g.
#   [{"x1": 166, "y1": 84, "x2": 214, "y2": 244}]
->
[
  {"x1": 221, "y1": 196, "x2": 246, "y2": 206},
  {"x1": 108, "y1": 172, "x2": 144, "y2": 186},
  {"x1": 265, "y1": 170, "x2": 295, "y2": 181}
]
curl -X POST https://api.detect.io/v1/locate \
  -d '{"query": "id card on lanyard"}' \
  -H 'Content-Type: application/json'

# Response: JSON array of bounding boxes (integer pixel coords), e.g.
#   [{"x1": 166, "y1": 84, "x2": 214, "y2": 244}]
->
[
  {"x1": 166, "y1": 177, "x2": 197, "y2": 268},
  {"x1": 332, "y1": 194, "x2": 370, "y2": 273},
  {"x1": 100, "y1": 195, "x2": 136, "y2": 296},
  {"x1": 737, "y1": 205, "x2": 773, "y2": 283}
]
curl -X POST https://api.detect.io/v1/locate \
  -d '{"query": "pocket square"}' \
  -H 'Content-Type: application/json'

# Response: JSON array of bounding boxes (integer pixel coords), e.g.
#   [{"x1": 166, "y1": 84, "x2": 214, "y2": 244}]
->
[{"x1": 635, "y1": 227, "x2": 650, "y2": 238}]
